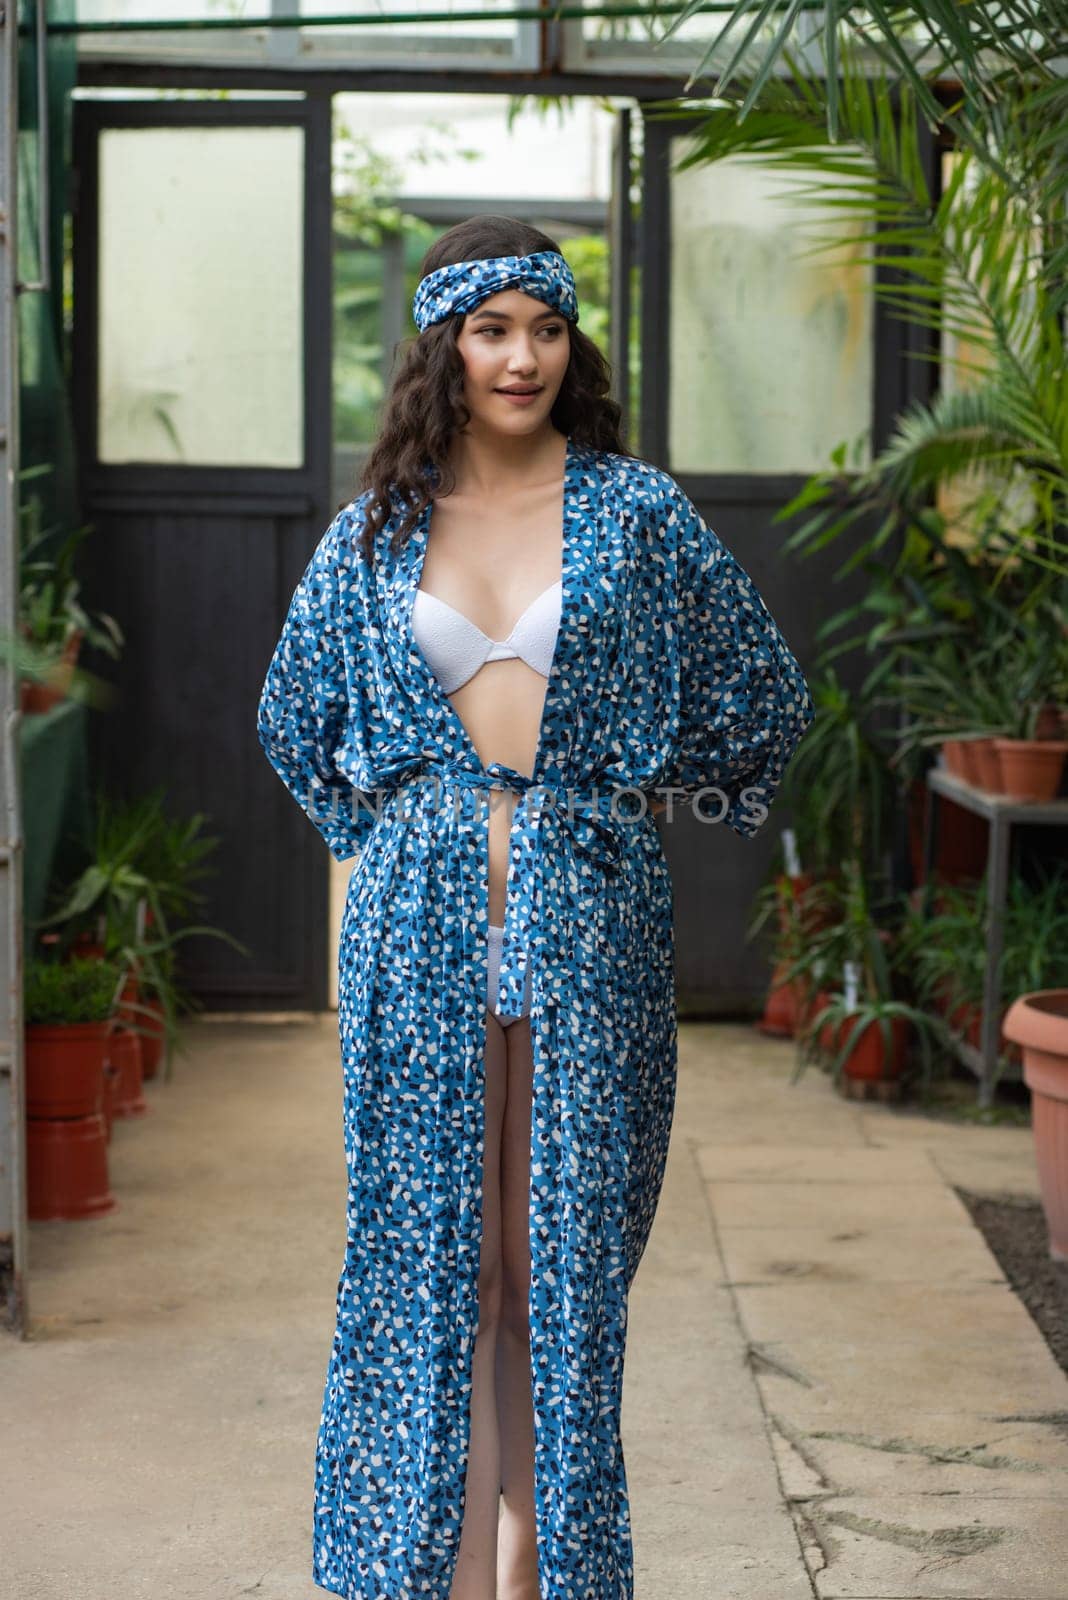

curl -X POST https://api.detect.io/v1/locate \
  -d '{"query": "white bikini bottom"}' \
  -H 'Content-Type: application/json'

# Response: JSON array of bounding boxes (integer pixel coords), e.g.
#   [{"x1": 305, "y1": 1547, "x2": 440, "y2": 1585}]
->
[{"x1": 487, "y1": 922, "x2": 532, "y2": 1026}]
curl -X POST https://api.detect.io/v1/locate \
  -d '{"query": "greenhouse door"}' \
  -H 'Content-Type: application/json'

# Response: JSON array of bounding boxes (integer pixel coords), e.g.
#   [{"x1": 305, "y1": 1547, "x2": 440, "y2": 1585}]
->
[
  {"x1": 72, "y1": 96, "x2": 334, "y2": 1011},
  {"x1": 639, "y1": 109, "x2": 936, "y2": 1013}
]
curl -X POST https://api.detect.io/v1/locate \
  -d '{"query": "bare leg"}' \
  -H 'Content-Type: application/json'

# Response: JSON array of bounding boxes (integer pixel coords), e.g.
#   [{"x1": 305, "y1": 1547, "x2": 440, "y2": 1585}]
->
[
  {"x1": 449, "y1": 1008, "x2": 508, "y2": 1600},
  {"x1": 495, "y1": 1014, "x2": 540, "y2": 1600}
]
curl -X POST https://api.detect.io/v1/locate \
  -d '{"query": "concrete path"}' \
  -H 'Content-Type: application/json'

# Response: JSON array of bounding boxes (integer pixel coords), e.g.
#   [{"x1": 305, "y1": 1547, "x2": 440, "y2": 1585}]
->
[{"x1": 2, "y1": 1018, "x2": 1066, "y2": 1600}]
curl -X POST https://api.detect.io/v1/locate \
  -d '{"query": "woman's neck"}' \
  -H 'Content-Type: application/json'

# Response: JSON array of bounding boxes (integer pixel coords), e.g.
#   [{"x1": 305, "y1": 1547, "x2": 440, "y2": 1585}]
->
[{"x1": 446, "y1": 425, "x2": 567, "y2": 499}]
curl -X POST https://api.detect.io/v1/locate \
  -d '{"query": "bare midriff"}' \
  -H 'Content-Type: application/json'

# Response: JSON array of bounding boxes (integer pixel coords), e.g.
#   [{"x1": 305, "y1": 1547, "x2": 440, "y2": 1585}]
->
[{"x1": 419, "y1": 464, "x2": 565, "y2": 927}]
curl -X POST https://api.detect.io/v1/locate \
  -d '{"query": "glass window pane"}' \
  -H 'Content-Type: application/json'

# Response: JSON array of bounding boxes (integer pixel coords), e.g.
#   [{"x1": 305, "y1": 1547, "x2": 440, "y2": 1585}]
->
[
  {"x1": 74, "y1": 0, "x2": 532, "y2": 71},
  {"x1": 567, "y1": 12, "x2": 938, "y2": 76},
  {"x1": 97, "y1": 123, "x2": 304, "y2": 468},
  {"x1": 332, "y1": 91, "x2": 614, "y2": 202},
  {"x1": 669, "y1": 147, "x2": 873, "y2": 474}
]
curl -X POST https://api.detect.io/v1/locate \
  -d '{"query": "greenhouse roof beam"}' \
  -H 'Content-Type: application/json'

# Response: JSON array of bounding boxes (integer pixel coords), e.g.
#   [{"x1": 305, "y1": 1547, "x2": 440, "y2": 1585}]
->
[{"x1": 44, "y1": 2, "x2": 827, "y2": 37}]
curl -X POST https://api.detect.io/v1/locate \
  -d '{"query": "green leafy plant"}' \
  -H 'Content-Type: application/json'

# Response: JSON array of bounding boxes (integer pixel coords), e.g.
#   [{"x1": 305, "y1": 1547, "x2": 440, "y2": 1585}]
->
[
  {"x1": 660, "y1": 2, "x2": 1068, "y2": 162},
  {"x1": 748, "y1": 868, "x2": 839, "y2": 968},
  {"x1": 34, "y1": 787, "x2": 249, "y2": 1062},
  {"x1": 784, "y1": 860, "x2": 947, "y2": 1087},
  {"x1": 894, "y1": 865, "x2": 1068, "y2": 1085},
  {"x1": 798, "y1": 990, "x2": 941, "y2": 1089},
  {"x1": 24, "y1": 956, "x2": 125, "y2": 1026},
  {"x1": 1002, "y1": 864, "x2": 1068, "y2": 999},
  {"x1": 13, "y1": 470, "x2": 124, "y2": 696},
  {"x1": 776, "y1": 663, "x2": 896, "y2": 880},
  {"x1": 896, "y1": 880, "x2": 986, "y2": 1020}
]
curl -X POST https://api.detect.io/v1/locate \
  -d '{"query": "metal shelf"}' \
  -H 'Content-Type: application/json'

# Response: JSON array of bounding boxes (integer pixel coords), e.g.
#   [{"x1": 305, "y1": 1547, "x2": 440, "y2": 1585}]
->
[{"x1": 921, "y1": 765, "x2": 1068, "y2": 1107}]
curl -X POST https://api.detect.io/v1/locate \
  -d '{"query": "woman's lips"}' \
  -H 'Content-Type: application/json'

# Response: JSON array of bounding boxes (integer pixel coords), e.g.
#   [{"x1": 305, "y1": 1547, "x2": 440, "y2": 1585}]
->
[{"x1": 494, "y1": 388, "x2": 543, "y2": 407}]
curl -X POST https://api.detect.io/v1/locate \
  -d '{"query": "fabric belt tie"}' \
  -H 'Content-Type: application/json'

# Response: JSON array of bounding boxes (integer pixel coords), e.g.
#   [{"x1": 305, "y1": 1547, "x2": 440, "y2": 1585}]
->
[{"x1": 409, "y1": 760, "x2": 630, "y2": 1018}]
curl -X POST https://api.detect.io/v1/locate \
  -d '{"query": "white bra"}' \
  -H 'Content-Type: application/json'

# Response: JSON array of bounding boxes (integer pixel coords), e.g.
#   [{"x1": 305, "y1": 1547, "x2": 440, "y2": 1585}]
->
[{"x1": 411, "y1": 579, "x2": 562, "y2": 694}]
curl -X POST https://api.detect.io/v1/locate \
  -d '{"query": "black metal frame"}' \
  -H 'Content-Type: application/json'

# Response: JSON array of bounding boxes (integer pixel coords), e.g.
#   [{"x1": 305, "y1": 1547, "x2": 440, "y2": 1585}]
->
[
  {"x1": 608, "y1": 106, "x2": 635, "y2": 445},
  {"x1": 72, "y1": 94, "x2": 333, "y2": 514}
]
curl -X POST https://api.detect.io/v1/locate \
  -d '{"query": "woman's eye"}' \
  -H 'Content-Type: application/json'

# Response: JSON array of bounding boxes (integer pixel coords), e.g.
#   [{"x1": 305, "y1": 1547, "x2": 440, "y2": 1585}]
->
[{"x1": 477, "y1": 325, "x2": 564, "y2": 338}]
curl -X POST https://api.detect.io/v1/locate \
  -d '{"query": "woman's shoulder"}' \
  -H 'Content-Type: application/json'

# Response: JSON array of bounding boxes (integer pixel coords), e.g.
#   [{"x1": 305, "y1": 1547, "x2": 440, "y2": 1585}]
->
[
  {"x1": 577, "y1": 444, "x2": 691, "y2": 519},
  {"x1": 318, "y1": 490, "x2": 379, "y2": 568}
]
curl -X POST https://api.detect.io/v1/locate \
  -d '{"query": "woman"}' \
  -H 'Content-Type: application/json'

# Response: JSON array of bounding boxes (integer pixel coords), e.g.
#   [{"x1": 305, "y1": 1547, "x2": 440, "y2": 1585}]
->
[{"x1": 257, "y1": 214, "x2": 814, "y2": 1600}]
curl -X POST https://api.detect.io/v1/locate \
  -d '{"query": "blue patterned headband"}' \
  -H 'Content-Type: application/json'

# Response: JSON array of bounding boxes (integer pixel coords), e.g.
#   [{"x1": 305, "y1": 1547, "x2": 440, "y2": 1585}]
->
[{"x1": 412, "y1": 249, "x2": 579, "y2": 333}]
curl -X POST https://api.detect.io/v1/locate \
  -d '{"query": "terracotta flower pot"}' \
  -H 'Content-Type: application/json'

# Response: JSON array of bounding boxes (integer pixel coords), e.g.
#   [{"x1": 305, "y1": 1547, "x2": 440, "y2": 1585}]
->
[
  {"x1": 941, "y1": 740, "x2": 968, "y2": 781},
  {"x1": 139, "y1": 998, "x2": 167, "y2": 1080},
  {"x1": 26, "y1": 1112, "x2": 116, "y2": 1220},
  {"x1": 992, "y1": 739, "x2": 1068, "y2": 803},
  {"x1": 758, "y1": 961, "x2": 805, "y2": 1038},
  {"x1": 1002, "y1": 990, "x2": 1068, "y2": 1260},
  {"x1": 956, "y1": 739, "x2": 984, "y2": 787},
  {"x1": 19, "y1": 629, "x2": 84, "y2": 716},
  {"x1": 795, "y1": 984, "x2": 827, "y2": 1038},
  {"x1": 106, "y1": 1026, "x2": 148, "y2": 1118},
  {"x1": 69, "y1": 935, "x2": 106, "y2": 962},
  {"x1": 826, "y1": 1013, "x2": 909, "y2": 1082},
  {"x1": 102, "y1": 1055, "x2": 121, "y2": 1141},
  {"x1": 970, "y1": 737, "x2": 1004, "y2": 794},
  {"x1": 25, "y1": 1021, "x2": 110, "y2": 1119},
  {"x1": 798, "y1": 990, "x2": 838, "y2": 1053}
]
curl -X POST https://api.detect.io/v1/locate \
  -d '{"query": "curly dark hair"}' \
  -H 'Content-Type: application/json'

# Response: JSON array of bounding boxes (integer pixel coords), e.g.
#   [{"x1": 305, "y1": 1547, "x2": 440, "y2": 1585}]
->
[{"x1": 353, "y1": 214, "x2": 631, "y2": 563}]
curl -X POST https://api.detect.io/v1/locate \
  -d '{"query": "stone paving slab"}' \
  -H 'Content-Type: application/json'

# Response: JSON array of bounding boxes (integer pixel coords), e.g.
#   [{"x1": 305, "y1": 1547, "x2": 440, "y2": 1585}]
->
[
  {"x1": 805, "y1": 1494, "x2": 1068, "y2": 1599},
  {"x1": 734, "y1": 1282, "x2": 1042, "y2": 1346},
  {"x1": 627, "y1": 1133, "x2": 811, "y2": 1599},
  {"x1": 698, "y1": 1144, "x2": 944, "y2": 1183},
  {"x1": 716, "y1": 1225, "x2": 1007, "y2": 1287},
  {"x1": 706, "y1": 1179, "x2": 973, "y2": 1230},
  {"x1": 747, "y1": 1330, "x2": 1067, "y2": 1416},
  {"x1": 766, "y1": 1404, "x2": 1068, "y2": 1503}
]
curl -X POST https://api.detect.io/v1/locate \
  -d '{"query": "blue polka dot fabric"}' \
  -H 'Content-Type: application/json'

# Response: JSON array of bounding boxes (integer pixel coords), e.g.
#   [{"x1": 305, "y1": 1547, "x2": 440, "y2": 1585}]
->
[
  {"x1": 411, "y1": 248, "x2": 579, "y2": 333},
  {"x1": 256, "y1": 435, "x2": 813, "y2": 1599}
]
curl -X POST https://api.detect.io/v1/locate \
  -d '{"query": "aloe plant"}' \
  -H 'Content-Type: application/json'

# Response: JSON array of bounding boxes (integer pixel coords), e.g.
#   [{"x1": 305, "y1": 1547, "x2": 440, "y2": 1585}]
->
[{"x1": 795, "y1": 991, "x2": 941, "y2": 1089}]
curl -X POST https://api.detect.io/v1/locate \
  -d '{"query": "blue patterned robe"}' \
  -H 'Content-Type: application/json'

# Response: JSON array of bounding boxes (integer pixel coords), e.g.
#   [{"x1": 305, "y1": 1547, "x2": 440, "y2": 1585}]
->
[{"x1": 257, "y1": 435, "x2": 813, "y2": 1600}]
